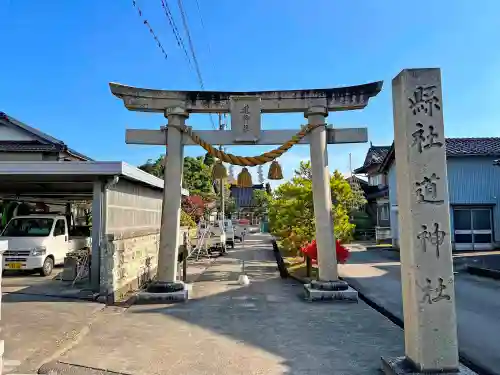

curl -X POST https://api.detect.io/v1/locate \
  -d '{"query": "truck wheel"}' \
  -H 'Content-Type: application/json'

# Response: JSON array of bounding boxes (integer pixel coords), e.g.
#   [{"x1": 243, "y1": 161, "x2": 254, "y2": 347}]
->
[
  {"x1": 230, "y1": 241, "x2": 234, "y2": 249},
  {"x1": 40, "y1": 257, "x2": 54, "y2": 277}
]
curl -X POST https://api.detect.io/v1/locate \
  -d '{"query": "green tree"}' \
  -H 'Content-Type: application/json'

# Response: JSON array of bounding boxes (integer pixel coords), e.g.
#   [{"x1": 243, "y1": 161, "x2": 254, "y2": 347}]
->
[
  {"x1": 139, "y1": 155, "x2": 165, "y2": 178},
  {"x1": 265, "y1": 182, "x2": 272, "y2": 195},
  {"x1": 203, "y1": 152, "x2": 215, "y2": 167},
  {"x1": 215, "y1": 181, "x2": 237, "y2": 218},
  {"x1": 182, "y1": 156, "x2": 214, "y2": 196},
  {"x1": 268, "y1": 160, "x2": 365, "y2": 254},
  {"x1": 140, "y1": 155, "x2": 217, "y2": 202},
  {"x1": 252, "y1": 189, "x2": 271, "y2": 219},
  {"x1": 180, "y1": 209, "x2": 196, "y2": 227},
  {"x1": 294, "y1": 161, "x2": 312, "y2": 180}
]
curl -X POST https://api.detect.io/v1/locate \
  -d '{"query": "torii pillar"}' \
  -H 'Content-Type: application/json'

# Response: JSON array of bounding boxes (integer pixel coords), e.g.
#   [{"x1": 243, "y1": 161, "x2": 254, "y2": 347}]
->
[{"x1": 110, "y1": 82, "x2": 383, "y2": 302}]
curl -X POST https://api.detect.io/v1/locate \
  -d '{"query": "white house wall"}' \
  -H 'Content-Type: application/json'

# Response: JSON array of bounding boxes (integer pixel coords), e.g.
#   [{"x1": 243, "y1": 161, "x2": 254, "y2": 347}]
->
[
  {"x1": 0, "y1": 123, "x2": 37, "y2": 141},
  {"x1": 0, "y1": 152, "x2": 44, "y2": 161}
]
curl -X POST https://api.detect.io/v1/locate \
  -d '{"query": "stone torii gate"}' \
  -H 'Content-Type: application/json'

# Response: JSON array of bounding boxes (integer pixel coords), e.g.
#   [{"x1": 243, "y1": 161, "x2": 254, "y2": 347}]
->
[{"x1": 110, "y1": 81, "x2": 382, "y2": 301}]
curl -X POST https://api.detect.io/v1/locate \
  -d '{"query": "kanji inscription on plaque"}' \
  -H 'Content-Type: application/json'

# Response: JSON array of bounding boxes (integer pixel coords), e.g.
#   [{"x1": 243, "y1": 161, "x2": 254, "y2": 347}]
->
[{"x1": 230, "y1": 96, "x2": 262, "y2": 143}]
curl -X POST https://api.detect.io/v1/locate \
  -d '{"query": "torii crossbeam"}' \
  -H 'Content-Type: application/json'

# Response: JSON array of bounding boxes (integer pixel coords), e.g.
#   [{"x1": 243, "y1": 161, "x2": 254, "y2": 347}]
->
[{"x1": 110, "y1": 81, "x2": 383, "y2": 301}]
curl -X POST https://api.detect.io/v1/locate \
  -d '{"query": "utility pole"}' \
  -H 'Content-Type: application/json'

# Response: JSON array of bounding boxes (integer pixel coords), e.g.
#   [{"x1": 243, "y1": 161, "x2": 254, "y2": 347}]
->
[
  {"x1": 349, "y1": 153, "x2": 352, "y2": 178},
  {"x1": 218, "y1": 113, "x2": 225, "y2": 221}
]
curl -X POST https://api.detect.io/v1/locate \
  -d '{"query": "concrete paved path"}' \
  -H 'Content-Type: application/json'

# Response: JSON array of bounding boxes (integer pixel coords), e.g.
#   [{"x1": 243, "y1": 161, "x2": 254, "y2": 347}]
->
[
  {"x1": 42, "y1": 234, "x2": 411, "y2": 375},
  {"x1": 2, "y1": 292, "x2": 105, "y2": 374},
  {"x1": 340, "y1": 246, "x2": 500, "y2": 375},
  {"x1": 1, "y1": 256, "x2": 215, "y2": 374}
]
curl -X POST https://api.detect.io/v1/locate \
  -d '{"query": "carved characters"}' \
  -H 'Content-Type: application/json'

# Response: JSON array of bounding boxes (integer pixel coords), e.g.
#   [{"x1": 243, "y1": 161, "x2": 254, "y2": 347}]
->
[
  {"x1": 417, "y1": 277, "x2": 451, "y2": 304},
  {"x1": 230, "y1": 96, "x2": 261, "y2": 143},
  {"x1": 240, "y1": 104, "x2": 250, "y2": 132},
  {"x1": 417, "y1": 223, "x2": 446, "y2": 258},
  {"x1": 410, "y1": 85, "x2": 448, "y2": 258},
  {"x1": 408, "y1": 85, "x2": 441, "y2": 116},
  {"x1": 411, "y1": 123, "x2": 443, "y2": 153},
  {"x1": 415, "y1": 173, "x2": 444, "y2": 204}
]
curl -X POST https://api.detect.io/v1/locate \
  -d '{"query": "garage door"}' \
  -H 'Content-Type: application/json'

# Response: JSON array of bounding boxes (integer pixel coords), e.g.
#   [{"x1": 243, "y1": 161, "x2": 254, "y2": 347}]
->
[{"x1": 453, "y1": 207, "x2": 493, "y2": 251}]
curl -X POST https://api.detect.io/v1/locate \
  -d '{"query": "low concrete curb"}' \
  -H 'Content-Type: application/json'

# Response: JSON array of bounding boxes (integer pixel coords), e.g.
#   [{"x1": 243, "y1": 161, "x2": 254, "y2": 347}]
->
[
  {"x1": 467, "y1": 266, "x2": 500, "y2": 281},
  {"x1": 270, "y1": 240, "x2": 289, "y2": 279}
]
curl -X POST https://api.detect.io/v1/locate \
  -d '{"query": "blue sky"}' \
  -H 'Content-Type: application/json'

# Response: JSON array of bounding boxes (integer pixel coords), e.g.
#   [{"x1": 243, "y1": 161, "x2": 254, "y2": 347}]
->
[{"x1": 2, "y1": 0, "x2": 500, "y2": 185}]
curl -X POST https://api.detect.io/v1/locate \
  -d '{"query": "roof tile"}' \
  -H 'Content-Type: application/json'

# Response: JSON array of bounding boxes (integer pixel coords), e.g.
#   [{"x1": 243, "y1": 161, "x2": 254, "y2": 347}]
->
[
  {"x1": 445, "y1": 138, "x2": 500, "y2": 156},
  {"x1": 354, "y1": 145, "x2": 391, "y2": 173},
  {"x1": 378, "y1": 137, "x2": 500, "y2": 173}
]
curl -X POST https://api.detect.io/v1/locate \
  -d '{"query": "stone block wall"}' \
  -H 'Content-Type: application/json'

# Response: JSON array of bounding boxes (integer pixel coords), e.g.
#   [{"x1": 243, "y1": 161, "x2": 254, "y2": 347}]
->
[
  {"x1": 101, "y1": 179, "x2": 163, "y2": 303},
  {"x1": 99, "y1": 179, "x2": 195, "y2": 303},
  {"x1": 100, "y1": 226, "x2": 193, "y2": 304},
  {"x1": 100, "y1": 229, "x2": 160, "y2": 303}
]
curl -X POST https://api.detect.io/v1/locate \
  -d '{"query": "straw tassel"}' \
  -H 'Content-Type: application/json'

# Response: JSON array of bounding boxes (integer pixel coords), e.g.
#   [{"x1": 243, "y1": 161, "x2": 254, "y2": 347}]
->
[
  {"x1": 237, "y1": 167, "x2": 253, "y2": 187},
  {"x1": 212, "y1": 161, "x2": 227, "y2": 179},
  {"x1": 268, "y1": 160, "x2": 283, "y2": 180}
]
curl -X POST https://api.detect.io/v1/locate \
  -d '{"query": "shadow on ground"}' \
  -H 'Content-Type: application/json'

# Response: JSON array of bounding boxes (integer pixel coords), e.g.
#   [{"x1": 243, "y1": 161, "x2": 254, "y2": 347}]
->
[
  {"x1": 341, "y1": 246, "x2": 500, "y2": 375},
  {"x1": 2, "y1": 265, "x2": 95, "y2": 303},
  {"x1": 55, "y1": 238, "x2": 403, "y2": 375}
]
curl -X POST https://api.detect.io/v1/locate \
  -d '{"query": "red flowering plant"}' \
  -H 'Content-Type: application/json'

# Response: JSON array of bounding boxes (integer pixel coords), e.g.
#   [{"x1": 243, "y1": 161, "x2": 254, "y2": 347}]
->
[{"x1": 300, "y1": 239, "x2": 350, "y2": 264}]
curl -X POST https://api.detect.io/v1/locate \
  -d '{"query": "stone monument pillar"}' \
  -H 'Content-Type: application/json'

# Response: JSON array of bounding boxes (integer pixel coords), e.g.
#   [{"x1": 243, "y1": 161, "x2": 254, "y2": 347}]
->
[
  {"x1": 382, "y1": 69, "x2": 461, "y2": 373},
  {"x1": 303, "y1": 107, "x2": 357, "y2": 302},
  {"x1": 145, "y1": 107, "x2": 188, "y2": 300}
]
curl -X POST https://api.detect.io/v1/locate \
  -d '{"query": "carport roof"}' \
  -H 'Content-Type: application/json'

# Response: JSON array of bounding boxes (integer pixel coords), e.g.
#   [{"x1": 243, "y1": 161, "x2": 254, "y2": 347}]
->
[{"x1": 0, "y1": 161, "x2": 189, "y2": 201}]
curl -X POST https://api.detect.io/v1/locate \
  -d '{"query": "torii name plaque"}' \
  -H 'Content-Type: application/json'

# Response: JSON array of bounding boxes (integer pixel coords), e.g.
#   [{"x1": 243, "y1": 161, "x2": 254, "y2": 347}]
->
[{"x1": 230, "y1": 96, "x2": 262, "y2": 143}]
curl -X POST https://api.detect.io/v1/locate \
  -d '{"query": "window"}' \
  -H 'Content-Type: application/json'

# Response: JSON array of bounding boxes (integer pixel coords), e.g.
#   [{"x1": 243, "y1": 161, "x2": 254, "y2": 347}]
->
[
  {"x1": 53, "y1": 219, "x2": 66, "y2": 236},
  {"x1": 453, "y1": 207, "x2": 493, "y2": 250},
  {"x1": 369, "y1": 174, "x2": 384, "y2": 186},
  {"x1": 379, "y1": 204, "x2": 389, "y2": 221},
  {"x1": 2, "y1": 218, "x2": 54, "y2": 237}
]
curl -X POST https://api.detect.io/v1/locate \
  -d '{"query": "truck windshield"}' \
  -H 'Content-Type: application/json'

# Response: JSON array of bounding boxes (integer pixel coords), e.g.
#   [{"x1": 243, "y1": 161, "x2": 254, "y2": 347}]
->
[{"x1": 1, "y1": 218, "x2": 54, "y2": 237}]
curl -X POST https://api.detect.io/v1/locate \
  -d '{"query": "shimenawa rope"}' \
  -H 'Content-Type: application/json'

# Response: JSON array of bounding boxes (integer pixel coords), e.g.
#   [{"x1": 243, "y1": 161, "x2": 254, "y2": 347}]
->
[{"x1": 168, "y1": 123, "x2": 325, "y2": 166}]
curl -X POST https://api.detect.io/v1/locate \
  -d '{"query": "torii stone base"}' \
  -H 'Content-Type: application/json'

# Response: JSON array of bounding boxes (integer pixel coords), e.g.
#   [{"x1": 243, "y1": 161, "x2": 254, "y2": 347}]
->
[
  {"x1": 134, "y1": 281, "x2": 191, "y2": 305},
  {"x1": 133, "y1": 281, "x2": 190, "y2": 304},
  {"x1": 303, "y1": 280, "x2": 358, "y2": 302},
  {"x1": 381, "y1": 357, "x2": 476, "y2": 375}
]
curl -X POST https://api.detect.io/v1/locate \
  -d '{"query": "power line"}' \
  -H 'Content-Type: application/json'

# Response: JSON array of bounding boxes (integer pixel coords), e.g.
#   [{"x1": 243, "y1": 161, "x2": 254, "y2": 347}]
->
[
  {"x1": 132, "y1": 0, "x2": 168, "y2": 61},
  {"x1": 176, "y1": 0, "x2": 216, "y2": 130},
  {"x1": 194, "y1": 0, "x2": 213, "y2": 57},
  {"x1": 176, "y1": 0, "x2": 204, "y2": 90},
  {"x1": 160, "y1": 0, "x2": 192, "y2": 67},
  {"x1": 193, "y1": 0, "x2": 218, "y2": 131}
]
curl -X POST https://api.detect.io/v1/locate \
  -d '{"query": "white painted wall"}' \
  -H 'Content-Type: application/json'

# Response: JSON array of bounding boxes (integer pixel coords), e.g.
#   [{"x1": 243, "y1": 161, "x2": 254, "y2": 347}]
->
[
  {"x1": 0, "y1": 124, "x2": 37, "y2": 141},
  {"x1": 106, "y1": 179, "x2": 163, "y2": 234}
]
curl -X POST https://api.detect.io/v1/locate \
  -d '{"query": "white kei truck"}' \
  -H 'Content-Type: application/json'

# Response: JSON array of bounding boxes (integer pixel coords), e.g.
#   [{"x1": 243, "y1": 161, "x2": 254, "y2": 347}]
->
[
  {"x1": 197, "y1": 220, "x2": 226, "y2": 253},
  {"x1": 1, "y1": 214, "x2": 91, "y2": 276}
]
